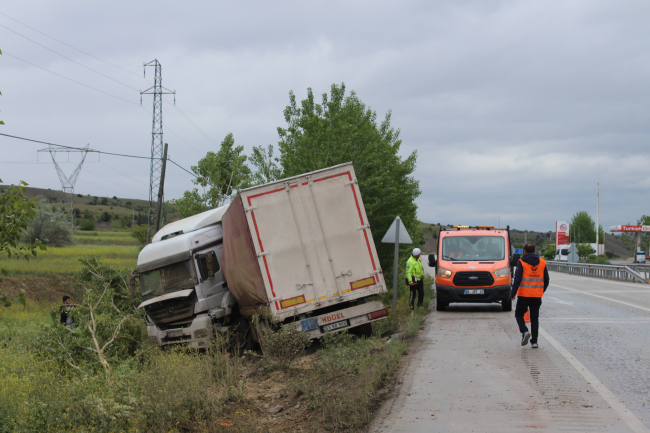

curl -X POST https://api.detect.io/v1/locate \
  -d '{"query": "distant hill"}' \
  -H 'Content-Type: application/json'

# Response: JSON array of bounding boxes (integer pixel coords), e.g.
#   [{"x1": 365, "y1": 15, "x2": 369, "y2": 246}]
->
[
  {"x1": 418, "y1": 221, "x2": 634, "y2": 258},
  {"x1": 0, "y1": 185, "x2": 180, "y2": 228}
]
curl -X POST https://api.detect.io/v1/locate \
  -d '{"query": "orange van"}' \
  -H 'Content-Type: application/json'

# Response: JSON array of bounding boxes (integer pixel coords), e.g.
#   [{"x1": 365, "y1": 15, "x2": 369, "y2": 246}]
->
[{"x1": 429, "y1": 226, "x2": 520, "y2": 311}]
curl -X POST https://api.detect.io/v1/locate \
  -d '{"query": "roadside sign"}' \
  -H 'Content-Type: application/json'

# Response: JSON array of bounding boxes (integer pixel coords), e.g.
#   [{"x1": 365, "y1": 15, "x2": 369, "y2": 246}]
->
[
  {"x1": 515, "y1": 248, "x2": 523, "y2": 255},
  {"x1": 567, "y1": 243, "x2": 579, "y2": 263},
  {"x1": 382, "y1": 216, "x2": 413, "y2": 244},
  {"x1": 382, "y1": 216, "x2": 414, "y2": 315}
]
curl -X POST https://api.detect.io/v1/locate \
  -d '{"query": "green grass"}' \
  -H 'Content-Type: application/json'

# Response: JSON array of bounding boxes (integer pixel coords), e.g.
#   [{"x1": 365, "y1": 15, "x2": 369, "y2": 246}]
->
[{"x1": 0, "y1": 245, "x2": 139, "y2": 275}]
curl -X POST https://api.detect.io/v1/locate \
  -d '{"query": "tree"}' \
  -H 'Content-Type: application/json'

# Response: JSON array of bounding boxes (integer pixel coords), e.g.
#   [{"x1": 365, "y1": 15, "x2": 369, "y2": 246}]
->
[
  {"x1": 170, "y1": 133, "x2": 252, "y2": 218},
  {"x1": 577, "y1": 244, "x2": 595, "y2": 260},
  {"x1": 37, "y1": 256, "x2": 144, "y2": 374},
  {"x1": 21, "y1": 199, "x2": 74, "y2": 247},
  {"x1": 569, "y1": 211, "x2": 604, "y2": 244},
  {"x1": 250, "y1": 144, "x2": 281, "y2": 185},
  {"x1": 79, "y1": 217, "x2": 96, "y2": 231},
  {"x1": 540, "y1": 243, "x2": 555, "y2": 260},
  {"x1": 100, "y1": 211, "x2": 112, "y2": 222},
  {"x1": 277, "y1": 83, "x2": 421, "y2": 277},
  {"x1": 0, "y1": 180, "x2": 46, "y2": 307},
  {"x1": 131, "y1": 224, "x2": 148, "y2": 246}
]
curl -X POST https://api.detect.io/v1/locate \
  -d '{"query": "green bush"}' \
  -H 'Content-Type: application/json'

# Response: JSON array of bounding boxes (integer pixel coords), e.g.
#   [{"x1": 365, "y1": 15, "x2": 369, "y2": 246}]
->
[
  {"x1": 21, "y1": 200, "x2": 74, "y2": 247},
  {"x1": 252, "y1": 316, "x2": 311, "y2": 370},
  {"x1": 584, "y1": 255, "x2": 610, "y2": 265},
  {"x1": 79, "y1": 217, "x2": 96, "y2": 231}
]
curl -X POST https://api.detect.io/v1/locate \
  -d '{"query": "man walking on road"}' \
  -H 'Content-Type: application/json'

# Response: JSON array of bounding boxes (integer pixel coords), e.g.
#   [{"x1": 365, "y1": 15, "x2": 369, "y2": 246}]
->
[
  {"x1": 407, "y1": 248, "x2": 425, "y2": 310},
  {"x1": 511, "y1": 243, "x2": 549, "y2": 348}
]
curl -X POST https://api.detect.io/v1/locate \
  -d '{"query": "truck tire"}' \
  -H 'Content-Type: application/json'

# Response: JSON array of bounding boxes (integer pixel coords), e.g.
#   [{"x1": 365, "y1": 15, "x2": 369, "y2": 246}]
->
[
  {"x1": 502, "y1": 298, "x2": 512, "y2": 312},
  {"x1": 436, "y1": 297, "x2": 447, "y2": 311},
  {"x1": 351, "y1": 322, "x2": 373, "y2": 338}
]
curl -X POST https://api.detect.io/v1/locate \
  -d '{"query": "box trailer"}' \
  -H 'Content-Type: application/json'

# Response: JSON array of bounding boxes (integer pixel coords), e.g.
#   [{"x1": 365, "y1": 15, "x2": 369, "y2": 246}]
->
[{"x1": 137, "y1": 163, "x2": 388, "y2": 347}]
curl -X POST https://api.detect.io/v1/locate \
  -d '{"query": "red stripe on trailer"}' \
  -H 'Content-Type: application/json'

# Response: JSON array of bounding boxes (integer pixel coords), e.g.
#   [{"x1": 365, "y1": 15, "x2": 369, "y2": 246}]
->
[
  {"x1": 306, "y1": 170, "x2": 378, "y2": 272},
  {"x1": 247, "y1": 187, "x2": 286, "y2": 203}
]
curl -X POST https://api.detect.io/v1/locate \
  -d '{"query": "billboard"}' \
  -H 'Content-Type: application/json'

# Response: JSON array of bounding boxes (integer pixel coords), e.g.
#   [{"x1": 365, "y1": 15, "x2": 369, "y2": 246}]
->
[{"x1": 556, "y1": 221, "x2": 569, "y2": 246}]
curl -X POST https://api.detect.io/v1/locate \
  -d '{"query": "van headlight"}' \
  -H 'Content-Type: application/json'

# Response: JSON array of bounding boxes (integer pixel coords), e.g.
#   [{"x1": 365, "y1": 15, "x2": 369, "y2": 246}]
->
[
  {"x1": 495, "y1": 267, "x2": 510, "y2": 278},
  {"x1": 437, "y1": 267, "x2": 452, "y2": 278}
]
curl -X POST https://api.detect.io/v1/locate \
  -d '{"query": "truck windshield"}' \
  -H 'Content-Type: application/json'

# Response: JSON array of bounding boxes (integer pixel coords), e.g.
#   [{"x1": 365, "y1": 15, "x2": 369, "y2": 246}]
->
[
  {"x1": 441, "y1": 236, "x2": 505, "y2": 261},
  {"x1": 140, "y1": 260, "x2": 197, "y2": 300}
]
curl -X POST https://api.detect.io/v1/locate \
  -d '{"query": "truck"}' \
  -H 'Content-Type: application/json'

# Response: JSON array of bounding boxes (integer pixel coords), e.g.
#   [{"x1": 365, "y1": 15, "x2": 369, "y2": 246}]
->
[
  {"x1": 428, "y1": 225, "x2": 519, "y2": 312},
  {"x1": 554, "y1": 243, "x2": 603, "y2": 261},
  {"x1": 137, "y1": 163, "x2": 389, "y2": 348}
]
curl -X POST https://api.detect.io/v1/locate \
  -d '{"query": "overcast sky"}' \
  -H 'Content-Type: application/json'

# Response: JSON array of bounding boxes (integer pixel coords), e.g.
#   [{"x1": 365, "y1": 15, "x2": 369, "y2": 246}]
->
[{"x1": 1, "y1": 1, "x2": 649, "y2": 233}]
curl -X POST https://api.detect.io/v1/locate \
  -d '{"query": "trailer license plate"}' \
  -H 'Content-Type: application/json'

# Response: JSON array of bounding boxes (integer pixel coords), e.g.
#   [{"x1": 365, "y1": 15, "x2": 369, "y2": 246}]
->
[
  {"x1": 323, "y1": 320, "x2": 349, "y2": 332},
  {"x1": 464, "y1": 289, "x2": 484, "y2": 295}
]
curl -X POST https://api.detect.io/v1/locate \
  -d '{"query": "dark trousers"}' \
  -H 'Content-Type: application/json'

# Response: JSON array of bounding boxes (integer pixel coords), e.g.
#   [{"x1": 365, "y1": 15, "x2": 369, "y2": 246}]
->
[
  {"x1": 515, "y1": 296, "x2": 542, "y2": 344},
  {"x1": 409, "y1": 279, "x2": 424, "y2": 307}
]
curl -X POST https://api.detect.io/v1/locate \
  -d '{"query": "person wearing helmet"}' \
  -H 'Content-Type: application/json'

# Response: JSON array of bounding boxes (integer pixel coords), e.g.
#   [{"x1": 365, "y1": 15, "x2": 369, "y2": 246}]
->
[{"x1": 407, "y1": 248, "x2": 425, "y2": 309}]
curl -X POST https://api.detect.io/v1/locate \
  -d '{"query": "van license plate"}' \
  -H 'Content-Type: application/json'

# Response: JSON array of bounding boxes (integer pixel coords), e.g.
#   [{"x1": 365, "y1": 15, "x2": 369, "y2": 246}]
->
[
  {"x1": 323, "y1": 320, "x2": 349, "y2": 332},
  {"x1": 464, "y1": 289, "x2": 484, "y2": 294}
]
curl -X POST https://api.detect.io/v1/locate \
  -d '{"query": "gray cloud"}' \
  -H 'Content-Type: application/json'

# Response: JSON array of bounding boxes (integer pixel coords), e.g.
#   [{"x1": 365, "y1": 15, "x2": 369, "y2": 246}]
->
[{"x1": 1, "y1": 1, "x2": 649, "y2": 233}]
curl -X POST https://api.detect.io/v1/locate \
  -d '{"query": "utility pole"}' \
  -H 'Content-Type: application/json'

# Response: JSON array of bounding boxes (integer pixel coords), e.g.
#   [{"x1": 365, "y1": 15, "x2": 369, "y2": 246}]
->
[
  {"x1": 154, "y1": 143, "x2": 168, "y2": 234},
  {"x1": 38, "y1": 145, "x2": 89, "y2": 230},
  {"x1": 596, "y1": 164, "x2": 600, "y2": 254},
  {"x1": 140, "y1": 59, "x2": 175, "y2": 241}
]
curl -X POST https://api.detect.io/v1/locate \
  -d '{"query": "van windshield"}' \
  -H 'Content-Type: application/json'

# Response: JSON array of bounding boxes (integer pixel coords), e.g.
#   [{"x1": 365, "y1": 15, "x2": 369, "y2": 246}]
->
[
  {"x1": 140, "y1": 260, "x2": 197, "y2": 301},
  {"x1": 441, "y1": 236, "x2": 505, "y2": 261},
  {"x1": 560, "y1": 249, "x2": 569, "y2": 255}
]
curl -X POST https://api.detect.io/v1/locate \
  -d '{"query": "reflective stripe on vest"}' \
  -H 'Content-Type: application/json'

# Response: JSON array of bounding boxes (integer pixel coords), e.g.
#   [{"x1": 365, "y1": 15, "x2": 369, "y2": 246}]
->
[{"x1": 516, "y1": 258, "x2": 546, "y2": 298}]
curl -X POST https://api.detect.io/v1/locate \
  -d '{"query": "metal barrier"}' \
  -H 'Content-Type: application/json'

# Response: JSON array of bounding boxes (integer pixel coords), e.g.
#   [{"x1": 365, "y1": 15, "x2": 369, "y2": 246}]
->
[{"x1": 546, "y1": 261, "x2": 650, "y2": 284}]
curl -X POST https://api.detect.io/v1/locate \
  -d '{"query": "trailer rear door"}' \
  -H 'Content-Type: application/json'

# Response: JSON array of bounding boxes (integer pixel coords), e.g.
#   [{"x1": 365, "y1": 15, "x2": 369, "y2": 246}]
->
[{"x1": 239, "y1": 163, "x2": 384, "y2": 315}]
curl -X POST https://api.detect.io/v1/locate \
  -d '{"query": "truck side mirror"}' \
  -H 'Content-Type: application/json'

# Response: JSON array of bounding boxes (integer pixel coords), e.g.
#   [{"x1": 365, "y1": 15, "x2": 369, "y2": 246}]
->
[
  {"x1": 510, "y1": 254, "x2": 520, "y2": 267},
  {"x1": 428, "y1": 253, "x2": 437, "y2": 267}
]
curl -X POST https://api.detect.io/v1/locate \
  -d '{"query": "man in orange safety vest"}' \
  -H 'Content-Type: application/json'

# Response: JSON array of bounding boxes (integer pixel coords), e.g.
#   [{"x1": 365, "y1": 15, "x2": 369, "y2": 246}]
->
[{"x1": 510, "y1": 243, "x2": 549, "y2": 348}]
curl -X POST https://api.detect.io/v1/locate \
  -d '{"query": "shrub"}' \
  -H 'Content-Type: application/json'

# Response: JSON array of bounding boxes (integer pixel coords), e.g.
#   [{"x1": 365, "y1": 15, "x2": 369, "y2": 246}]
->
[
  {"x1": 36, "y1": 255, "x2": 144, "y2": 373},
  {"x1": 100, "y1": 211, "x2": 111, "y2": 222},
  {"x1": 252, "y1": 315, "x2": 311, "y2": 370},
  {"x1": 79, "y1": 217, "x2": 96, "y2": 231},
  {"x1": 585, "y1": 255, "x2": 610, "y2": 265},
  {"x1": 21, "y1": 200, "x2": 74, "y2": 247},
  {"x1": 131, "y1": 224, "x2": 148, "y2": 245}
]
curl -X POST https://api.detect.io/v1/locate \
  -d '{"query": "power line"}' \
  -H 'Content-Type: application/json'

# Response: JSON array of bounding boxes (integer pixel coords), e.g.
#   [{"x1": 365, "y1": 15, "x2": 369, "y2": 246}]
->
[
  {"x1": 4, "y1": 52, "x2": 139, "y2": 105},
  {"x1": 99, "y1": 161, "x2": 150, "y2": 187},
  {"x1": 167, "y1": 159, "x2": 196, "y2": 177},
  {"x1": 0, "y1": 12, "x2": 142, "y2": 78},
  {"x1": 0, "y1": 132, "x2": 197, "y2": 176},
  {"x1": 0, "y1": 23, "x2": 141, "y2": 91}
]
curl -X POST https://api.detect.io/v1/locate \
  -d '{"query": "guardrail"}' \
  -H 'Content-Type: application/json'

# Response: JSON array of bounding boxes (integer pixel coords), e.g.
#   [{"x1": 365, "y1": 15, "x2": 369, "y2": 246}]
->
[{"x1": 546, "y1": 261, "x2": 649, "y2": 284}]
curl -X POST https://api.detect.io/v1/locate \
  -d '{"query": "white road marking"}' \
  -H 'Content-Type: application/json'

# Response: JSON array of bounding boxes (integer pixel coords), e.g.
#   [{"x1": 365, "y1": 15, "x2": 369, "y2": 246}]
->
[
  {"x1": 550, "y1": 283, "x2": 650, "y2": 313},
  {"x1": 547, "y1": 296, "x2": 574, "y2": 305},
  {"x1": 539, "y1": 327, "x2": 650, "y2": 433}
]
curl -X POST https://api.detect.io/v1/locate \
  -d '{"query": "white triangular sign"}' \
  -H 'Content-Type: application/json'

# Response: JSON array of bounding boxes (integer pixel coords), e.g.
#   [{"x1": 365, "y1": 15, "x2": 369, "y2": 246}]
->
[{"x1": 381, "y1": 216, "x2": 413, "y2": 244}]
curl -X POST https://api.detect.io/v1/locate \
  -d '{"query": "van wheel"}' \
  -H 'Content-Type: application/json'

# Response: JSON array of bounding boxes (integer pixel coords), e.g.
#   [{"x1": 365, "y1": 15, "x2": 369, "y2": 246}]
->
[
  {"x1": 502, "y1": 298, "x2": 512, "y2": 312},
  {"x1": 436, "y1": 298, "x2": 447, "y2": 311}
]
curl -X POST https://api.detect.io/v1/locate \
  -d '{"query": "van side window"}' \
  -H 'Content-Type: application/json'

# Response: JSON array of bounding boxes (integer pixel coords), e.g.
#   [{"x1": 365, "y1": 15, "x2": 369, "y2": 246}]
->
[{"x1": 196, "y1": 251, "x2": 220, "y2": 280}]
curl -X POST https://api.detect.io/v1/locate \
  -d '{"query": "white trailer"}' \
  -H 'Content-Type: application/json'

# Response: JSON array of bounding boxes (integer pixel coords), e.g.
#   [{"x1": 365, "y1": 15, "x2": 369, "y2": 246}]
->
[{"x1": 137, "y1": 163, "x2": 389, "y2": 347}]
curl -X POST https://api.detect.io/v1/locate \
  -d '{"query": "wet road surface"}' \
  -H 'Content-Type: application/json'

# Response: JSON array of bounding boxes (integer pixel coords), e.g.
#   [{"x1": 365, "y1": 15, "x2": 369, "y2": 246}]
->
[{"x1": 369, "y1": 270, "x2": 650, "y2": 432}]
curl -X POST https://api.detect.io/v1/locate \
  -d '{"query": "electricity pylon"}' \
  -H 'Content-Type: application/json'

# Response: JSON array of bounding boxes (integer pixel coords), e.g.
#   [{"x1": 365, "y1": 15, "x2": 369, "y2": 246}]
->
[
  {"x1": 38, "y1": 145, "x2": 89, "y2": 227},
  {"x1": 140, "y1": 59, "x2": 175, "y2": 240}
]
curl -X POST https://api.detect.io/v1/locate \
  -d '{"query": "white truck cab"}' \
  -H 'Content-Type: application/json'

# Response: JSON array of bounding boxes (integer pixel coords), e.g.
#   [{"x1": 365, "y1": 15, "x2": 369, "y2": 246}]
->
[{"x1": 138, "y1": 206, "x2": 235, "y2": 348}]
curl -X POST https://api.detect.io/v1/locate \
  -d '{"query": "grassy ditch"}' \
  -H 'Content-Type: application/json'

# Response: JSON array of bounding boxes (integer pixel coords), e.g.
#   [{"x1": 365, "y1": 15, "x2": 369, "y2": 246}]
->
[{"x1": 0, "y1": 255, "x2": 434, "y2": 432}]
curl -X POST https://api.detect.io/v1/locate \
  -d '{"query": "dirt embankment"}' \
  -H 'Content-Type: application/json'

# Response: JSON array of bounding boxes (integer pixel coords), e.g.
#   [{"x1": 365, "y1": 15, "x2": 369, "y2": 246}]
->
[{"x1": 0, "y1": 276, "x2": 76, "y2": 304}]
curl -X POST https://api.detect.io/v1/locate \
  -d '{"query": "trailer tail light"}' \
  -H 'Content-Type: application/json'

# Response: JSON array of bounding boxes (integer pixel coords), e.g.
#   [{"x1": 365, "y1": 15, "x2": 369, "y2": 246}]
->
[
  {"x1": 368, "y1": 309, "x2": 388, "y2": 320},
  {"x1": 350, "y1": 277, "x2": 375, "y2": 290},
  {"x1": 280, "y1": 295, "x2": 306, "y2": 309}
]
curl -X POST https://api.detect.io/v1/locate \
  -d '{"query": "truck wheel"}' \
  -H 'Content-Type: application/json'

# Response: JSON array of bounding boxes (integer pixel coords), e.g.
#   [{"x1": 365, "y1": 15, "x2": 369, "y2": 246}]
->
[
  {"x1": 351, "y1": 322, "x2": 373, "y2": 338},
  {"x1": 502, "y1": 298, "x2": 512, "y2": 312},
  {"x1": 436, "y1": 297, "x2": 447, "y2": 311}
]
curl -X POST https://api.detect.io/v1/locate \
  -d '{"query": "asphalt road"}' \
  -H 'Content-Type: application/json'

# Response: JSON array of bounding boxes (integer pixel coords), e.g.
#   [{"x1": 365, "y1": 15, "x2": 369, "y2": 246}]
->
[{"x1": 369, "y1": 267, "x2": 650, "y2": 433}]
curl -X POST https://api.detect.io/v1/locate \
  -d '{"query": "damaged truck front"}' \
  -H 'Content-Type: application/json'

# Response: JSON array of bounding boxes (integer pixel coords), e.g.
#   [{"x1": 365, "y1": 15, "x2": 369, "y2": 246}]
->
[{"x1": 138, "y1": 163, "x2": 389, "y2": 348}]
